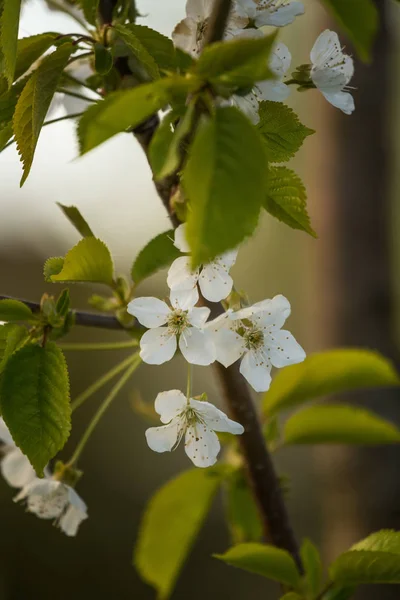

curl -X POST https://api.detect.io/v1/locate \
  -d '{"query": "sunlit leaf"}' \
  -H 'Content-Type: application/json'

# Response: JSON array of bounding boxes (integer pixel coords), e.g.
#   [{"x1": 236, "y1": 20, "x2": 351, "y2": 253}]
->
[
  {"x1": 0, "y1": 299, "x2": 34, "y2": 322},
  {"x1": 50, "y1": 237, "x2": 114, "y2": 286}
]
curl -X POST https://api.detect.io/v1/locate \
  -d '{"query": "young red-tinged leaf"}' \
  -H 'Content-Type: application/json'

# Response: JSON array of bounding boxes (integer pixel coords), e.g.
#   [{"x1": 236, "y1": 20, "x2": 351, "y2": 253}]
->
[
  {"x1": 13, "y1": 43, "x2": 74, "y2": 185},
  {"x1": 50, "y1": 237, "x2": 115, "y2": 286},
  {"x1": 0, "y1": 343, "x2": 71, "y2": 475}
]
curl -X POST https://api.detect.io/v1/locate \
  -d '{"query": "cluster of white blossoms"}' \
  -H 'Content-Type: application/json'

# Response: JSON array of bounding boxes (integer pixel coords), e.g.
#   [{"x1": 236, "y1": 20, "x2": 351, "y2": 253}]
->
[
  {"x1": 172, "y1": 0, "x2": 355, "y2": 118},
  {"x1": 0, "y1": 418, "x2": 87, "y2": 536},
  {"x1": 127, "y1": 226, "x2": 306, "y2": 465}
]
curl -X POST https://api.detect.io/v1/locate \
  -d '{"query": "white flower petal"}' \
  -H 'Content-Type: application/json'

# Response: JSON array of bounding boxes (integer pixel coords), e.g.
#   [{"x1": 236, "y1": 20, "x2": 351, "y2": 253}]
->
[
  {"x1": 188, "y1": 306, "x2": 210, "y2": 328},
  {"x1": 211, "y1": 328, "x2": 245, "y2": 368},
  {"x1": 174, "y1": 223, "x2": 190, "y2": 253},
  {"x1": 17, "y1": 479, "x2": 68, "y2": 519},
  {"x1": 240, "y1": 351, "x2": 272, "y2": 393},
  {"x1": 217, "y1": 249, "x2": 238, "y2": 269},
  {"x1": 270, "y1": 43, "x2": 292, "y2": 77},
  {"x1": 199, "y1": 263, "x2": 234, "y2": 302},
  {"x1": 256, "y1": 80, "x2": 290, "y2": 103},
  {"x1": 140, "y1": 327, "x2": 177, "y2": 365},
  {"x1": 232, "y1": 92, "x2": 260, "y2": 124},
  {"x1": 179, "y1": 328, "x2": 216, "y2": 365},
  {"x1": 184, "y1": 424, "x2": 220, "y2": 467},
  {"x1": 145, "y1": 419, "x2": 182, "y2": 453},
  {"x1": 190, "y1": 399, "x2": 244, "y2": 434},
  {"x1": 172, "y1": 18, "x2": 198, "y2": 55},
  {"x1": 251, "y1": 295, "x2": 291, "y2": 330},
  {"x1": 155, "y1": 390, "x2": 187, "y2": 423},
  {"x1": 1, "y1": 448, "x2": 36, "y2": 488},
  {"x1": 170, "y1": 287, "x2": 200, "y2": 310},
  {"x1": 186, "y1": 0, "x2": 213, "y2": 20},
  {"x1": 0, "y1": 417, "x2": 14, "y2": 445},
  {"x1": 59, "y1": 504, "x2": 88, "y2": 537},
  {"x1": 322, "y1": 90, "x2": 355, "y2": 115},
  {"x1": 127, "y1": 297, "x2": 170, "y2": 328},
  {"x1": 235, "y1": 0, "x2": 257, "y2": 19},
  {"x1": 266, "y1": 330, "x2": 306, "y2": 368},
  {"x1": 255, "y1": 2, "x2": 304, "y2": 27},
  {"x1": 167, "y1": 256, "x2": 199, "y2": 291},
  {"x1": 311, "y1": 30, "x2": 342, "y2": 66}
]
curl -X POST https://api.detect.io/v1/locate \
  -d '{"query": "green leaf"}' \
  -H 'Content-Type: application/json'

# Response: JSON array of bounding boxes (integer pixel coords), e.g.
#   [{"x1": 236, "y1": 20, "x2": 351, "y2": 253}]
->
[
  {"x1": 0, "y1": 299, "x2": 34, "y2": 322},
  {"x1": 50, "y1": 237, "x2": 114, "y2": 286},
  {"x1": 351, "y1": 530, "x2": 400, "y2": 553},
  {"x1": 300, "y1": 539, "x2": 323, "y2": 598},
  {"x1": 0, "y1": 323, "x2": 28, "y2": 371},
  {"x1": 0, "y1": 122, "x2": 12, "y2": 150},
  {"x1": 263, "y1": 167, "x2": 316, "y2": 237},
  {"x1": 56, "y1": 203, "x2": 95, "y2": 238},
  {"x1": 79, "y1": 0, "x2": 99, "y2": 25},
  {"x1": 0, "y1": 0, "x2": 22, "y2": 88},
  {"x1": 44, "y1": 256, "x2": 65, "y2": 282},
  {"x1": 283, "y1": 404, "x2": 400, "y2": 445},
  {"x1": 149, "y1": 105, "x2": 194, "y2": 180},
  {"x1": 279, "y1": 594, "x2": 304, "y2": 600},
  {"x1": 0, "y1": 342, "x2": 71, "y2": 475},
  {"x1": 114, "y1": 24, "x2": 160, "y2": 80},
  {"x1": 195, "y1": 32, "x2": 276, "y2": 87},
  {"x1": 263, "y1": 349, "x2": 400, "y2": 415},
  {"x1": 94, "y1": 43, "x2": 113, "y2": 75},
  {"x1": 55, "y1": 289, "x2": 70, "y2": 317},
  {"x1": 323, "y1": 587, "x2": 356, "y2": 600},
  {"x1": 257, "y1": 101, "x2": 314, "y2": 163},
  {"x1": 121, "y1": 24, "x2": 177, "y2": 73},
  {"x1": 0, "y1": 76, "x2": 27, "y2": 128},
  {"x1": 225, "y1": 470, "x2": 263, "y2": 544},
  {"x1": 13, "y1": 43, "x2": 74, "y2": 185},
  {"x1": 215, "y1": 543, "x2": 301, "y2": 588},
  {"x1": 184, "y1": 107, "x2": 266, "y2": 266},
  {"x1": 321, "y1": 0, "x2": 378, "y2": 62},
  {"x1": 135, "y1": 468, "x2": 222, "y2": 600},
  {"x1": 14, "y1": 33, "x2": 57, "y2": 82},
  {"x1": 131, "y1": 230, "x2": 181, "y2": 285},
  {"x1": 78, "y1": 75, "x2": 196, "y2": 154}
]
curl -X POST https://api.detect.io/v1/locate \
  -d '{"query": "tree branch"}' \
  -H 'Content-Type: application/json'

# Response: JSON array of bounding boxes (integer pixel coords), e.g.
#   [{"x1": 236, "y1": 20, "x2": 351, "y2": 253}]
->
[{"x1": 97, "y1": 0, "x2": 303, "y2": 571}]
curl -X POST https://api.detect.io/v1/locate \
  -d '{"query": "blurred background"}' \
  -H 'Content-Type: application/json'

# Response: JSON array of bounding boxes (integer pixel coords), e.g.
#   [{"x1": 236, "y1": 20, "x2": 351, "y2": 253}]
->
[{"x1": 1, "y1": 0, "x2": 400, "y2": 598}]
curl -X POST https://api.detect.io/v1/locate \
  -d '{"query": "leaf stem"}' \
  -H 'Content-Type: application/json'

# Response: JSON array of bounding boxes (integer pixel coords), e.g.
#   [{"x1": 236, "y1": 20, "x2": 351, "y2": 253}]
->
[
  {"x1": 71, "y1": 354, "x2": 138, "y2": 412},
  {"x1": 60, "y1": 340, "x2": 138, "y2": 351},
  {"x1": 68, "y1": 355, "x2": 141, "y2": 466},
  {"x1": 57, "y1": 88, "x2": 98, "y2": 103}
]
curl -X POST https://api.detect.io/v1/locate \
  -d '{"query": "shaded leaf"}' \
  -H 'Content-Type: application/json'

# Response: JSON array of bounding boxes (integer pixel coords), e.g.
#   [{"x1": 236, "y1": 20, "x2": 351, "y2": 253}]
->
[
  {"x1": 131, "y1": 230, "x2": 181, "y2": 285},
  {"x1": 0, "y1": 299, "x2": 34, "y2": 322},
  {"x1": 184, "y1": 107, "x2": 266, "y2": 266},
  {"x1": 135, "y1": 468, "x2": 222, "y2": 599},
  {"x1": 225, "y1": 470, "x2": 263, "y2": 543},
  {"x1": 114, "y1": 24, "x2": 160, "y2": 80},
  {"x1": 50, "y1": 237, "x2": 114, "y2": 286},
  {"x1": 56, "y1": 203, "x2": 95, "y2": 238},
  {"x1": 351, "y1": 530, "x2": 400, "y2": 554},
  {"x1": 13, "y1": 43, "x2": 74, "y2": 185},
  {"x1": 300, "y1": 539, "x2": 323, "y2": 598},
  {"x1": 0, "y1": 323, "x2": 28, "y2": 372},
  {"x1": 0, "y1": 343, "x2": 71, "y2": 475},
  {"x1": 14, "y1": 33, "x2": 57, "y2": 82},
  {"x1": 94, "y1": 43, "x2": 113, "y2": 75},
  {"x1": 0, "y1": 0, "x2": 22, "y2": 87},
  {"x1": 215, "y1": 543, "x2": 301, "y2": 588},
  {"x1": 44, "y1": 256, "x2": 65, "y2": 282},
  {"x1": 263, "y1": 166, "x2": 316, "y2": 237},
  {"x1": 79, "y1": 0, "x2": 99, "y2": 25},
  {"x1": 263, "y1": 349, "x2": 400, "y2": 415},
  {"x1": 150, "y1": 105, "x2": 194, "y2": 180},
  {"x1": 257, "y1": 101, "x2": 314, "y2": 163},
  {"x1": 121, "y1": 24, "x2": 177, "y2": 72},
  {"x1": 330, "y1": 546, "x2": 400, "y2": 585},
  {"x1": 283, "y1": 404, "x2": 400, "y2": 445}
]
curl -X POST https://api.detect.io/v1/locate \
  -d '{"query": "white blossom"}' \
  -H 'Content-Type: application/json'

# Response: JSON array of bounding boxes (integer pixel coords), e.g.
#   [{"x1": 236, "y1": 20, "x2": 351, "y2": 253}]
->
[
  {"x1": 232, "y1": 42, "x2": 292, "y2": 124},
  {"x1": 235, "y1": 0, "x2": 304, "y2": 28},
  {"x1": 15, "y1": 478, "x2": 88, "y2": 537},
  {"x1": 127, "y1": 292, "x2": 216, "y2": 366},
  {"x1": 207, "y1": 295, "x2": 305, "y2": 392},
  {"x1": 167, "y1": 224, "x2": 238, "y2": 303},
  {"x1": 310, "y1": 30, "x2": 355, "y2": 115},
  {"x1": 172, "y1": 0, "x2": 247, "y2": 57},
  {"x1": 0, "y1": 418, "x2": 36, "y2": 489},
  {"x1": 145, "y1": 390, "x2": 244, "y2": 467}
]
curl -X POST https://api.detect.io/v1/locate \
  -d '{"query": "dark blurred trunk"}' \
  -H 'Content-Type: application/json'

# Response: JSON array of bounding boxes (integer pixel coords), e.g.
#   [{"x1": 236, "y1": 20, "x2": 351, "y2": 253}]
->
[{"x1": 314, "y1": 2, "x2": 400, "y2": 598}]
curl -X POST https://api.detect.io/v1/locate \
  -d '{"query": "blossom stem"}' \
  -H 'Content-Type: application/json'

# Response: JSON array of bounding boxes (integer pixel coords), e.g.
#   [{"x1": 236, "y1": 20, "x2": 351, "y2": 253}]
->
[
  {"x1": 60, "y1": 340, "x2": 138, "y2": 351},
  {"x1": 186, "y1": 363, "x2": 193, "y2": 401},
  {"x1": 68, "y1": 355, "x2": 141, "y2": 466},
  {"x1": 71, "y1": 354, "x2": 139, "y2": 412}
]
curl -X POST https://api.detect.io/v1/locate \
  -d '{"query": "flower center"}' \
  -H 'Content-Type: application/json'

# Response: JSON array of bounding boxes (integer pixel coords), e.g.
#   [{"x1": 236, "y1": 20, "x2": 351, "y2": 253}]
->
[
  {"x1": 167, "y1": 309, "x2": 189, "y2": 335},
  {"x1": 243, "y1": 327, "x2": 264, "y2": 350}
]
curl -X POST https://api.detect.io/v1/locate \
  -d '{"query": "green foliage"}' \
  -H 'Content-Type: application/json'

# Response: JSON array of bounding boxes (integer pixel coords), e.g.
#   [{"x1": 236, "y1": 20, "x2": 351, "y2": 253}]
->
[
  {"x1": 50, "y1": 237, "x2": 115, "y2": 286},
  {"x1": 263, "y1": 349, "x2": 400, "y2": 415},
  {"x1": 0, "y1": 323, "x2": 28, "y2": 373},
  {"x1": 0, "y1": 342, "x2": 71, "y2": 475},
  {"x1": 44, "y1": 256, "x2": 65, "y2": 281},
  {"x1": 79, "y1": 0, "x2": 99, "y2": 25},
  {"x1": 0, "y1": 0, "x2": 22, "y2": 88},
  {"x1": 13, "y1": 43, "x2": 74, "y2": 185},
  {"x1": 14, "y1": 33, "x2": 57, "y2": 82},
  {"x1": 120, "y1": 24, "x2": 178, "y2": 73},
  {"x1": 135, "y1": 468, "x2": 222, "y2": 599},
  {"x1": 279, "y1": 594, "x2": 304, "y2": 600},
  {"x1": 0, "y1": 76, "x2": 27, "y2": 128},
  {"x1": 78, "y1": 76, "x2": 197, "y2": 154},
  {"x1": 114, "y1": 24, "x2": 163, "y2": 80},
  {"x1": 300, "y1": 539, "x2": 323, "y2": 598},
  {"x1": 184, "y1": 107, "x2": 266, "y2": 266},
  {"x1": 194, "y1": 32, "x2": 276, "y2": 88},
  {"x1": 56, "y1": 203, "x2": 95, "y2": 238},
  {"x1": 257, "y1": 101, "x2": 314, "y2": 163},
  {"x1": 330, "y1": 530, "x2": 400, "y2": 584},
  {"x1": 94, "y1": 43, "x2": 113, "y2": 75},
  {"x1": 225, "y1": 469, "x2": 263, "y2": 543},
  {"x1": 0, "y1": 299, "x2": 34, "y2": 322},
  {"x1": 0, "y1": 121, "x2": 12, "y2": 149},
  {"x1": 321, "y1": 0, "x2": 378, "y2": 62},
  {"x1": 263, "y1": 167, "x2": 316, "y2": 237},
  {"x1": 131, "y1": 230, "x2": 181, "y2": 285},
  {"x1": 215, "y1": 543, "x2": 301, "y2": 588},
  {"x1": 323, "y1": 587, "x2": 355, "y2": 600},
  {"x1": 149, "y1": 105, "x2": 194, "y2": 180},
  {"x1": 283, "y1": 404, "x2": 400, "y2": 445}
]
